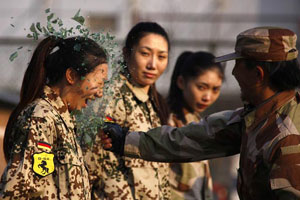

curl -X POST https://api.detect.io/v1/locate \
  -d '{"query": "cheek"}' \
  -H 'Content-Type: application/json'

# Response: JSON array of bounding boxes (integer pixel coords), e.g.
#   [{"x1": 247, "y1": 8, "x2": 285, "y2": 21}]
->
[
  {"x1": 183, "y1": 87, "x2": 197, "y2": 105},
  {"x1": 157, "y1": 62, "x2": 168, "y2": 75},
  {"x1": 211, "y1": 92, "x2": 221, "y2": 103},
  {"x1": 128, "y1": 61, "x2": 141, "y2": 79},
  {"x1": 131, "y1": 55, "x2": 144, "y2": 71},
  {"x1": 80, "y1": 81, "x2": 96, "y2": 96}
]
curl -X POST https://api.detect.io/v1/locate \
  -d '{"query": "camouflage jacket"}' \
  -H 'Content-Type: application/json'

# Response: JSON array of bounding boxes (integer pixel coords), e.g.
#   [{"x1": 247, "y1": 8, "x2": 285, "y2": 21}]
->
[
  {"x1": 84, "y1": 75, "x2": 170, "y2": 199},
  {"x1": 124, "y1": 90, "x2": 300, "y2": 200},
  {"x1": 168, "y1": 109, "x2": 213, "y2": 200},
  {"x1": 0, "y1": 86, "x2": 91, "y2": 200}
]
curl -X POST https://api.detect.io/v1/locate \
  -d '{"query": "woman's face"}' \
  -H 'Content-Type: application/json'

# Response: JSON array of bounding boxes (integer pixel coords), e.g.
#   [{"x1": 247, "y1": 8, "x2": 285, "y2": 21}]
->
[
  {"x1": 178, "y1": 69, "x2": 223, "y2": 113},
  {"x1": 68, "y1": 63, "x2": 108, "y2": 111},
  {"x1": 127, "y1": 33, "x2": 169, "y2": 88}
]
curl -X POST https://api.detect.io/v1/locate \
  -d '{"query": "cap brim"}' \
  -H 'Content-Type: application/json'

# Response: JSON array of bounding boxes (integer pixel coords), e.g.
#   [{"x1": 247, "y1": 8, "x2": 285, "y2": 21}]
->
[{"x1": 214, "y1": 52, "x2": 244, "y2": 63}]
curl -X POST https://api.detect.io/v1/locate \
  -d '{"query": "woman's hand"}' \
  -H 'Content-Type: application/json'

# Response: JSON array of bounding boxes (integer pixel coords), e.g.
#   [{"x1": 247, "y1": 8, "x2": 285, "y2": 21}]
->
[{"x1": 100, "y1": 130, "x2": 112, "y2": 149}]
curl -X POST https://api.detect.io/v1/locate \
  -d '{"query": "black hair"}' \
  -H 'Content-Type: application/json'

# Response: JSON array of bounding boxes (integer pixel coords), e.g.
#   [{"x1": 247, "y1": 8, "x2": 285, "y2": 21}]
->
[
  {"x1": 4, "y1": 36, "x2": 107, "y2": 161},
  {"x1": 124, "y1": 21, "x2": 170, "y2": 53},
  {"x1": 168, "y1": 51, "x2": 225, "y2": 123},
  {"x1": 245, "y1": 59, "x2": 300, "y2": 92},
  {"x1": 124, "y1": 22, "x2": 170, "y2": 125}
]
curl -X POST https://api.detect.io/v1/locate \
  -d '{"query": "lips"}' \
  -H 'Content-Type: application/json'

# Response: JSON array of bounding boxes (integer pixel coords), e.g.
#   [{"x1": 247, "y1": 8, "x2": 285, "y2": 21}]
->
[
  {"x1": 144, "y1": 72, "x2": 156, "y2": 78},
  {"x1": 196, "y1": 103, "x2": 209, "y2": 110}
]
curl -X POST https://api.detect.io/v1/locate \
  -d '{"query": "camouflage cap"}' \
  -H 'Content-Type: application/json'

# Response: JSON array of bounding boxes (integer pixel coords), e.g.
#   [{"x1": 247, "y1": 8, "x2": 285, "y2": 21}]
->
[{"x1": 215, "y1": 27, "x2": 298, "y2": 62}]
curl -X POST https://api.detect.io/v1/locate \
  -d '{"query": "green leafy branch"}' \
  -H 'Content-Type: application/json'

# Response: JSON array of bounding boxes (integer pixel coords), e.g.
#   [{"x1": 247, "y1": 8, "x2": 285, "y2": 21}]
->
[{"x1": 9, "y1": 8, "x2": 126, "y2": 147}]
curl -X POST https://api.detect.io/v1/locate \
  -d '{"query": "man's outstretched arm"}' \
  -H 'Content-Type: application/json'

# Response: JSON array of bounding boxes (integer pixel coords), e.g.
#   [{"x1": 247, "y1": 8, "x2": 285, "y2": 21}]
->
[{"x1": 102, "y1": 109, "x2": 243, "y2": 162}]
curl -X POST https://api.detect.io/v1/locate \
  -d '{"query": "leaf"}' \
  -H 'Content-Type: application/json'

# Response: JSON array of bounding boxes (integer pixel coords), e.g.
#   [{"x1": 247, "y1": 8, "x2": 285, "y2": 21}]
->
[
  {"x1": 45, "y1": 8, "x2": 50, "y2": 13},
  {"x1": 52, "y1": 18, "x2": 58, "y2": 24},
  {"x1": 33, "y1": 32, "x2": 39, "y2": 40},
  {"x1": 9, "y1": 51, "x2": 18, "y2": 61},
  {"x1": 74, "y1": 43, "x2": 81, "y2": 52},
  {"x1": 72, "y1": 9, "x2": 85, "y2": 25},
  {"x1": 47, "y1": 13, "x2": 54, "y2": 21},
  {"x1": 58, "y1": 19, "x2": 63, "y2": 26},
  {"x1": 30, "y1": 23, "x2": 37, "y2": 33},
  {"x1": 17, "y1": 46, "x2": 23, "y2": 50},
  {"x1": 36, "y1": 22, "x2": 42, "y2": 32},
  {"x1": 47, "y1": 22, "x2": 54, "y2": 33},
  {"x1": 26, "y1": 33, "x2": 33, "y2": 38},
  {"x1": 42, "y1": 27, "x2": 49, "y2": 36}
]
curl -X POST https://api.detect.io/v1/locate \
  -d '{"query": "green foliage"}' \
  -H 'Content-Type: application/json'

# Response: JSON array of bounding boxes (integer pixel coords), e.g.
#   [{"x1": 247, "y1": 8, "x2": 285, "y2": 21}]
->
[
  {"x1": 9, "y1": 51, "x2": 18, "y2": 61},
  {"x1": 9, "y1": 8, "x2": 126, "y2": 147},
  {"x1": 72, "y1": 9, "x2": 85, "y2": 25}
]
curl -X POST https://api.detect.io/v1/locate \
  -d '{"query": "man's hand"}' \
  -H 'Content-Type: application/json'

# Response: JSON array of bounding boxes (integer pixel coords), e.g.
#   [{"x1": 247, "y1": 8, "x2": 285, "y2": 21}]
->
[{"x1": 100, "y1": 122, "x2": 127, "y2": 156}]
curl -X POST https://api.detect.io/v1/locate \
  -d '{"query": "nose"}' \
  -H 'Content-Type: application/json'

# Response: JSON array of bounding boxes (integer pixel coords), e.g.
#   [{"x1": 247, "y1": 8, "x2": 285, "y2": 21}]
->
[
  {"x1": 146, "y1": 55, "x2": 157, "y2": 70},
  {"x1": 202, "y1": 91, "x2": 212, "y2": 102}
]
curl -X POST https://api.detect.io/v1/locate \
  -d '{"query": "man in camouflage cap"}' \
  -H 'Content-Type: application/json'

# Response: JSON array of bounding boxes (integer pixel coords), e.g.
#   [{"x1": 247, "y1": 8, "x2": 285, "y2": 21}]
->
[{"x1": 101, "y1": 27, "x2": 300, "y2": 200}]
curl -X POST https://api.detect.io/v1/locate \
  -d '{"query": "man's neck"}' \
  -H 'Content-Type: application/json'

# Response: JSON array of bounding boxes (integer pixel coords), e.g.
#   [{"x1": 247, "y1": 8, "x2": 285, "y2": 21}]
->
[{"x1": 251, "y1": 87, "x2": 276, "y2": 106}]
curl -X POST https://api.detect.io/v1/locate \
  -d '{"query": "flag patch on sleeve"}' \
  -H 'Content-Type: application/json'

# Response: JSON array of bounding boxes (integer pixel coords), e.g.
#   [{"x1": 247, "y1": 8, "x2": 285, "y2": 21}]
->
[{"x1": 37, "y1": 141, "x2": 52, "y2": 151}]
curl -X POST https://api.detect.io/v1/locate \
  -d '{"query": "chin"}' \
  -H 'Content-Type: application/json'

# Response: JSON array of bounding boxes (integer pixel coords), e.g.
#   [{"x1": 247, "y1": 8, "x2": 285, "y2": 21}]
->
[{"x1": 195, "y1": 108, "x2": 205, "y2": 113}]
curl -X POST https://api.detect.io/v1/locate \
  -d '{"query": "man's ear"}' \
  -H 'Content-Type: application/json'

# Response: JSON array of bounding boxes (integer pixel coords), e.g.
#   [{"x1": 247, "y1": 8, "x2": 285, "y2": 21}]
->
[
  {"x1": 256, "y1": 65, "x2": 265, "y2": 82},
  {"x1": 176, "y1": 75, "x2": 185, "y2": 90},
  {"x1": 65, "y1": 68, "x2": 78, "y2": 85}
]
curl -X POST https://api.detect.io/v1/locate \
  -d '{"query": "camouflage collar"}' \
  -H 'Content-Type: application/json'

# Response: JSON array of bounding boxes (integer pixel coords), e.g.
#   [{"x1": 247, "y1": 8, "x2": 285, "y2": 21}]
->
[
  {"x1": 244, "y1": 90, "x2": 296, "y2": 129},
  {"x1": 42, "y1": 85, "x2": 74, "y2": 130},
  {"x1": 182, "y1": 107, "x2": 201, "y2": 122},
  {"x1": 121, "y1": 75, "x2": 149, "y2": 103}
]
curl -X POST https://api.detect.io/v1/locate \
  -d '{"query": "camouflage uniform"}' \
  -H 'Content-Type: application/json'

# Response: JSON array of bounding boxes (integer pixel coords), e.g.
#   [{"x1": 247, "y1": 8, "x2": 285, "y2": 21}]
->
[
  {"x1": 168, "y1": 109, "x2": 213, "y2": 200},
  {"x1": 124, "y1": 90, "x2": 300, "y2": 199},
  {"x1": 0, "y1": 86, "x2": 91, "y2": 199},
  {"x1": 84, "y1": 74, "x2": 170, "y2": 199}
]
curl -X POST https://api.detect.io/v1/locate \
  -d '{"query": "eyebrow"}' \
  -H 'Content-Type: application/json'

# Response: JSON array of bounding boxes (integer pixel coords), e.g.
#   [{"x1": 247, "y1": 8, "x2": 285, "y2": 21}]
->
[
  {"x1": 197, "y1": 82, "x2": 222, "y2": 88},
  {"x1": 140, "y1": 46, "x2": 168, "y2": 54}
]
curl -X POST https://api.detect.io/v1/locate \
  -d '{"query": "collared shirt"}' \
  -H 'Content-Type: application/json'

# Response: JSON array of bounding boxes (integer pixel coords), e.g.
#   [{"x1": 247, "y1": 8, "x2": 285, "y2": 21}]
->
[
  {"x1": 84, "y1": 75, "x2": 170, "y2": 199},
  {"x1": 0, "y1": 86, "x2": 91, "y2": 200},
  {"x1": 124, "y1": 90, "x2": 300, "y2": 200}
]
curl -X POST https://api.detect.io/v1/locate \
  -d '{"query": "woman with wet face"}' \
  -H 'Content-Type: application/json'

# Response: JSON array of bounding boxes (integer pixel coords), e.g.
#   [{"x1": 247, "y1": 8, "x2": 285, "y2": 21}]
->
[
  {"x1": 84, "y1": 22, "x2": 170, "y2": 199},
  {"x1": 0, "y1": 36, "x2": 108, "y2": 199},
  {"x1": 168, "y1": 51, "x2": 224, "y2": 200}
]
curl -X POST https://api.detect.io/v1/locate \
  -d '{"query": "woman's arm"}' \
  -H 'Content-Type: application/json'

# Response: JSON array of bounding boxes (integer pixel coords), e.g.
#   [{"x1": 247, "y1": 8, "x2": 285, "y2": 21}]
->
[{"x1": 0, "y1": 115, "x2": 55, "y2": 199}]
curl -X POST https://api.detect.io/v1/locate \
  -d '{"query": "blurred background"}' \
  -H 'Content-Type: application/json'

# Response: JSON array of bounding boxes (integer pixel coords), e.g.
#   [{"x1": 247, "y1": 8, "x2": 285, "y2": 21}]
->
[{"x1": 0, "y1": 0, "x2": 299, "y2": 199}]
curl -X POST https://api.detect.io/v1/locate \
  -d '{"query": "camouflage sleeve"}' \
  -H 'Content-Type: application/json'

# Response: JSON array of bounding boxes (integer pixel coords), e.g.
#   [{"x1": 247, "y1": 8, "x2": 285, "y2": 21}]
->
[
  {"x1": 179, "y1": 162, "x2": 201, "y2": 185},
  {"x1": 0, "y1": 116, "x2": 56, "y2": 199},
  {"x1": 269, "y1": 135, "x2": 300, "y2": 199},
  {"x1": 124, "y1": 109, "x2": 242, "y2": 162}
]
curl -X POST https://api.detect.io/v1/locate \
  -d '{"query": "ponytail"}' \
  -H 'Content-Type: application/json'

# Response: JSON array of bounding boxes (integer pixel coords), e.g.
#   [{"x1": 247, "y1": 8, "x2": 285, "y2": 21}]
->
[
  {"x1": 4, "y1": 36, "x2": 60, "y2": 161},
  {"x1": 151, "y1": 85, "x2": 169, "y2": 125}
]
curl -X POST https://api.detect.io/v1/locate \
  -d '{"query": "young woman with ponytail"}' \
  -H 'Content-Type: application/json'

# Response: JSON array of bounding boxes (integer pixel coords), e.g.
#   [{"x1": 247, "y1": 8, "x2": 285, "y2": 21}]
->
[
  {"x1": 168, "y1": 51, "x2": 224, "y2": 200},
  {"x1": 0, "y1": 36, "x2": 108, "y2": 199}
]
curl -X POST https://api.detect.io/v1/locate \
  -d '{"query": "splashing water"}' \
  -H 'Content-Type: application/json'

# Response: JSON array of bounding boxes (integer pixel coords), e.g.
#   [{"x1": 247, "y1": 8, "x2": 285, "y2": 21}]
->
[{"x1": 9, "y1": 8, "x2": 126, "y2": 147}]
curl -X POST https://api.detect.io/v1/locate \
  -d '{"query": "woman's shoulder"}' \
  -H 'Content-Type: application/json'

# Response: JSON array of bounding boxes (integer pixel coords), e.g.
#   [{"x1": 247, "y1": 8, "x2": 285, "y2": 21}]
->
[
  {"x1": 168, "y1": 110, "x2": 201, "y2": 127},
  {"x1": 18, "y1": 98, "x2": 58, "y2": 123},
  {"x1": 106, "y1": 75, "x2": 131, "y2": 98},
  {"x1": 168, "y1": 112, "x2": 184, "y2": 127}
]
